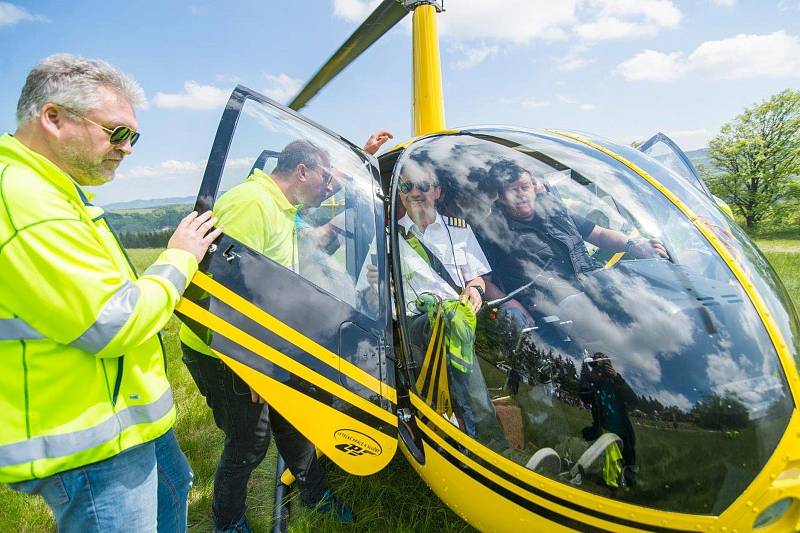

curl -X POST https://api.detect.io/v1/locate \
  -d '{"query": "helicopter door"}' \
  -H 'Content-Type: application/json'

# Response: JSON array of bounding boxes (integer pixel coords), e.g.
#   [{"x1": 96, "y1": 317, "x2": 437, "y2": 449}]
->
[
  {"x1": 638, "y1": 132, "x2": 713, "y2": 198},
  {"x1": 176, "y1": 86, "x2": 397, "y2": 476}
]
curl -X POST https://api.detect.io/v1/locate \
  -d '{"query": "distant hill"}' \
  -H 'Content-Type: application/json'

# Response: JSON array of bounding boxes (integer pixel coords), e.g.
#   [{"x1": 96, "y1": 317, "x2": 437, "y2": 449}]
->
[
  {"x1": 103, "y1": 196, "x2": 195, "y2": 210},
  {"x1": 104, "y1": 203, "x2": 192, "y2": 234},
  {"x1": 685, "y1": 148, "x2": 714, "y2": 172}
]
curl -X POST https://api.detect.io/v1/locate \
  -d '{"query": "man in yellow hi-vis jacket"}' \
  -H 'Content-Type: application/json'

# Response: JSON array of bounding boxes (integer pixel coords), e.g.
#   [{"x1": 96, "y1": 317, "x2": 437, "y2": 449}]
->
[{"x1": 0, "y1": 54, "x2": 221, "y2": 532}]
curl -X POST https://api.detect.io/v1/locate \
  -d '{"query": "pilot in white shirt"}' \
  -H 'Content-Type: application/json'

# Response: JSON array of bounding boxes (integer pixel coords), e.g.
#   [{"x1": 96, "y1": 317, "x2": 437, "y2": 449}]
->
[{"x1": 398, "y1": 211, "x2": 490, "y2": 312}]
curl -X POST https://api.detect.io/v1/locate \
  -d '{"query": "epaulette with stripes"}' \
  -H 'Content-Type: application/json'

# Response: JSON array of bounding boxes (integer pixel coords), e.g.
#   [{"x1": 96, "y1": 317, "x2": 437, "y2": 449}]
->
[{"x1": 445, "y1": 216, "x2": 467, "y2": 228}]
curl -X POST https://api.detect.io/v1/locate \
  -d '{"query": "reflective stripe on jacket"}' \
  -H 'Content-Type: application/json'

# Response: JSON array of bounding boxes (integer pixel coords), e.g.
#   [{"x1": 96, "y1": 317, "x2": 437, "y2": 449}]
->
[{"x1": 0, "y1": 133, "x2": 198, "y2": 483}]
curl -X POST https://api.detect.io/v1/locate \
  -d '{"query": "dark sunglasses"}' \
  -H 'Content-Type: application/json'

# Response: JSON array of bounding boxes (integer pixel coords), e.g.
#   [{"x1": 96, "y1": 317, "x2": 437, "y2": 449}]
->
[
  {"x1": 399, "y1": 180, "x2": 438, "y2": 194},
  {"x1": 61, "y1": 106, "x2": 140, "y2": 146}
]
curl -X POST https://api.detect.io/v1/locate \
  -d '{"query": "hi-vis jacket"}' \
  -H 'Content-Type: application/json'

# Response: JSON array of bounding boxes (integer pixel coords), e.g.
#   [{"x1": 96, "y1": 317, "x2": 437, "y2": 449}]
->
[{"x1": 0, "y1": 133, "x2": 197, "y2": 483}]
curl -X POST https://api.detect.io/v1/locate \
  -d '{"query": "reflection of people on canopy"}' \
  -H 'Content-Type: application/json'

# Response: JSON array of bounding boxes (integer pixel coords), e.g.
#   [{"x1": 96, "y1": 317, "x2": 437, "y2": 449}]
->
[
  {"x1": 396, "y1": 153, "x2": 506, "y2": 443},
  {"x1": 477, "y1": 160, "x2": 667, "y2": 340},
  {"x1": 578, "y1": 352, "x2": 637, "y2": 489}
]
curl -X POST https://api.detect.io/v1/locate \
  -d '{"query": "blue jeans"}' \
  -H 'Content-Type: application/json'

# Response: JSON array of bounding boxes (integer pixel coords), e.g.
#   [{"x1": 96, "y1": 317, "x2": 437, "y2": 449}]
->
[{"x1": 9, "y1": 429, "x2": 192, "y2": 533}]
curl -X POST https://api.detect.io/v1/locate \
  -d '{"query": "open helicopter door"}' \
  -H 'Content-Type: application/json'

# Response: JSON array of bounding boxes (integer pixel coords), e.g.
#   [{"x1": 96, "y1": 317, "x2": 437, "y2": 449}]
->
[
  {"x1": 638, "y1": 132, "x2": 713, "y2": 198},
  {"x1": 176, "y1": 86, "x2": 397, "y2": 476}
]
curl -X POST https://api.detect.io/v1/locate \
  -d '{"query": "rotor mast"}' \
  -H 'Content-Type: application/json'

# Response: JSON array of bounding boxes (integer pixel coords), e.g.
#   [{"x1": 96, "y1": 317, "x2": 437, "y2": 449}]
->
[{"x1": 408, "y1": 0, "x2": 446, "y2": 136}]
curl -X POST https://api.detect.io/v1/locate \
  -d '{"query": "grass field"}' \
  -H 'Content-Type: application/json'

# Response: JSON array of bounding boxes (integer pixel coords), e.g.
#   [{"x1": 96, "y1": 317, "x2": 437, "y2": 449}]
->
[{"x1": 2, "y1": 239, "x2": 800, "y2": 532}]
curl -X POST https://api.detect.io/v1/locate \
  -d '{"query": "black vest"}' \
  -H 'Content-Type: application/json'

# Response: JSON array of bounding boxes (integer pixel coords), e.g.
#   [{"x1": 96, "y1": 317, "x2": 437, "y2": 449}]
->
[{"x1": 481, "y1": 196, "x2": 601, "y2": 307}]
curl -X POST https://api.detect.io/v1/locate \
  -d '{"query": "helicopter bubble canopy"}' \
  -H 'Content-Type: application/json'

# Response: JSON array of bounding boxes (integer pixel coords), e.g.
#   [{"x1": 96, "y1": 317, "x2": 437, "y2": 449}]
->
[{"x1": 390, "y1": 127, "x2": 796, "y2": 515}]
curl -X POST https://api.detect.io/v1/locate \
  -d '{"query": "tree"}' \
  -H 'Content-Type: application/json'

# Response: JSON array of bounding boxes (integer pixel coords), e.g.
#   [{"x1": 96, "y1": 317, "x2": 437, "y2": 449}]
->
[
  {"x1": 703, "y1": 90, "x2": 800, "y2": 229},
  {"x1": 690, "y1": 392, "x2": 749, "y2": 431}
]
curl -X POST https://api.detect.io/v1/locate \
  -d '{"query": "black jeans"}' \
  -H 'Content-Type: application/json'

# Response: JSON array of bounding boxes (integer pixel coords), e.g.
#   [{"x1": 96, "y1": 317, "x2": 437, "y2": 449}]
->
[{"x1": 181, "y1": 344, "x2": 327, "y2": 530}]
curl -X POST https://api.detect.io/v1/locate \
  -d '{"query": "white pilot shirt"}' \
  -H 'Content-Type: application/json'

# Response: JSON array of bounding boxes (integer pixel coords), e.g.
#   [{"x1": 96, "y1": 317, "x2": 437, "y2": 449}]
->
[{"x1": 398, "y1": 213, "x2": 491, "y2": 310}]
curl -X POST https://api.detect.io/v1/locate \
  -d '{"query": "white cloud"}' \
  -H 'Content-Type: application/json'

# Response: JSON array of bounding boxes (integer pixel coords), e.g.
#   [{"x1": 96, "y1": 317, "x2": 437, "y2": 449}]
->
[
  {"x1": 711, "y1": 0, "x2": 736, "y2": 6},
  {"x1": 0, "y1": 2, "x2": 46, "y2": 27},
  {"x1": 215, "y1": 73, "x2": 243, "y2": 84},
  {"x1": 652, "y1": 390, "x2": 692, "y2": 412},
  {"x1": 262, "y1": 73, "x2": 302, "y2": 104},
  {"x1": 575, "y1": 17, "x2": 652, "y2": 41},
  {"x1": 153, "y1": 73, "x2": 302, "y2": 110},
  {"x1": 522, "y1": 97, "x2": 551, "y2": 108},
  {"x1": 689, "y1": 31, "x2": 800, "y2": 79},
  {"x1": 589, "y1": 0, "x2": 681, "y2": 27},
  {"x1": 616, "y1": 49, "x2": 686, "y2": 81},
  {"x1": 118, "y1": 157, "x2": 253, "y2": 180},
  {"x1": 575, "y1": 0, "x2": 681, "y2": 42},
  {"x1": 617, "y1": 31, "x2": 800, "y2": 81},
  {"x1": 557, "y1": 55, "x2": 593, "y2": 71},
  {"x1": 557, "y1": 46, "x2": 595, "y2": 71},
  {"x1": 778, "y1": 0, "x2": 800, "y2": 10},
  {"x1": 556, "y1": 93, "x2": 595, "y2": 111},
  {"x1": 152, "y1": 81, "x2": 231, "y2": 110},
  {"x1": 437, "y1": 0, "x2": 579, "y2": 44},
  {"x1": 118, "y1": 159, "x2": 203, "y2": 179},
  {"x1": 450, "y1": 43, "x2": 498, "y2": 70},
  {"x1": 332, "y1": 0, "x2": 381, "y2": 23}
]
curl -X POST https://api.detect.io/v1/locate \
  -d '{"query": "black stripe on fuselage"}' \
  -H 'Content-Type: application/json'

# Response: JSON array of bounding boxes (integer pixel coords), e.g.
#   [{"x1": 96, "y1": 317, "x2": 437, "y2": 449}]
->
[
  {"x1": 206, "y1": 293, "x2": 396, "y2": 412},
  {"x1": 416, "y1": 413, "x2": 694, "y2": 533},
  {"x1": 212, "y1": 332, "x2": 397, "y2": 439}
]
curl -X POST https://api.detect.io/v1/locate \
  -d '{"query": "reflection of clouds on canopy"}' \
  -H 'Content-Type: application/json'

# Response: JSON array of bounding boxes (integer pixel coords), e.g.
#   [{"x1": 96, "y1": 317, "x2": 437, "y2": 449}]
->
[
  {"x1": 399, "y1": 136, "x2": 531, "y2": 223},
  {"x1": 651, "y1": 389, "x2": 692, "y2": 412},
  {"x1": 399, "y1": 130, "x2": 794, "y2": 424},
  {"x1": 705, "y1": 307, "x2": 785, "y2": 418},
  {"x1": 706, "y1": 352, "x2": 752, "y2": 395},
  {"x1": 727, "y1": 219, "x2": 800, "y2": 366},
  {"x1": 561, "y1": 269, "x2": 694, "y2": 386},
  {"x1": 704, "y1": 351, "x2": 786, "y2": 418}
]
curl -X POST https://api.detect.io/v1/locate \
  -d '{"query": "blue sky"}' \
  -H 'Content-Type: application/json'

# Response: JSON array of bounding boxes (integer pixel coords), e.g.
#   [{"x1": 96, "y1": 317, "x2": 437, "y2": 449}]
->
[{"x1": 1, "y1": 0, "x2": 798, "y2": 205}]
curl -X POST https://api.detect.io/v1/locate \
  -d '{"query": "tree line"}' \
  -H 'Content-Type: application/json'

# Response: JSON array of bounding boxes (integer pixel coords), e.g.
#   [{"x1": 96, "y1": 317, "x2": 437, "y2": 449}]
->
[
  {"x1": 104, "y1": 204, "x2": 191, "y2": 248},
  {"x1": 118, "y1": 229, "x2": 173, "y2": 249}
]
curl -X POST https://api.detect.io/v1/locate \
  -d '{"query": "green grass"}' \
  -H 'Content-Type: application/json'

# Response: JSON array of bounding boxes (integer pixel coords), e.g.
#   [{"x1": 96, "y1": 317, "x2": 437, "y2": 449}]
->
[{"x1": 3, "y1": 239, "x2": 800, "y2": 531}]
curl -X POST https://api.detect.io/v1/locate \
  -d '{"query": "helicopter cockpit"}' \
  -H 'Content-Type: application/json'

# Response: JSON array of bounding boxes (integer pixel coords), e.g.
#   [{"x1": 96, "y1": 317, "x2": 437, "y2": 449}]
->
[{"x1": 389, "y1": 129, "x2": 795, "y2": 515}]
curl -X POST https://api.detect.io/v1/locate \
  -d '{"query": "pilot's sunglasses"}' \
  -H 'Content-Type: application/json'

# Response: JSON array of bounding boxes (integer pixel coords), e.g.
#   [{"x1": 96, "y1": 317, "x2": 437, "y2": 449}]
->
[
  {"x1": 60, "y1": 106, "x2": 140, "y2": 146},
  {"x1": 399, "y1": 180, "x2": 437, "y2": 194}
]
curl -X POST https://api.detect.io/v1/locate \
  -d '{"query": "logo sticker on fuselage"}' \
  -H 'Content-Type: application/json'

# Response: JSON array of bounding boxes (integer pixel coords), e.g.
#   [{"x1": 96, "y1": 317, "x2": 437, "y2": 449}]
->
[{"x1": 333, "y1": 429, "x2": 383, "y2": 457}]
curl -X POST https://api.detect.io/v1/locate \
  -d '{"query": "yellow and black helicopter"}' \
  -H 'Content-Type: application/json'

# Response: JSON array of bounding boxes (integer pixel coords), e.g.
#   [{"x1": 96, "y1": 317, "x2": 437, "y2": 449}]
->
[{"x1": 175, "y1": 1, "x2": 800, "y2": 530}]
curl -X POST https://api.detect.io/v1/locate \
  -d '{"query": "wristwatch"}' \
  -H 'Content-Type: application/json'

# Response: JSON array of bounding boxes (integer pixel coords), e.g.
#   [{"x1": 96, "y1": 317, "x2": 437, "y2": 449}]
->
[{"x1": 471, "y1": 285, "x2": 485, "y2": 299}]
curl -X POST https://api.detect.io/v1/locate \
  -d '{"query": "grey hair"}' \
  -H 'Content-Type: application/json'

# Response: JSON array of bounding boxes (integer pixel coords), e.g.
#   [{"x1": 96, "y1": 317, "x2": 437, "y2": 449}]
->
[
  {"x1": 16, "y1": 53, "x2": 146, "y2": 126},
  {"x1": 274, "y1": 139, "x2": 330, "y2": 174}
]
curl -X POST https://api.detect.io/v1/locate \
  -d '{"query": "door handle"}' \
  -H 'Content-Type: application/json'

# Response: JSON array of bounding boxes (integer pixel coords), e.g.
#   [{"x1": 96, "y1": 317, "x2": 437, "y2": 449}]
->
[{"x1": 223, "y1": 244, "x2": 241, "y2": 263}]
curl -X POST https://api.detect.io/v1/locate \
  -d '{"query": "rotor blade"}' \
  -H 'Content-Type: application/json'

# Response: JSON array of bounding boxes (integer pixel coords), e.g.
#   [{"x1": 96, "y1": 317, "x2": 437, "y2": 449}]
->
[{"x1": 288, "y1": 0, "x2": 408, "y2": 111}]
